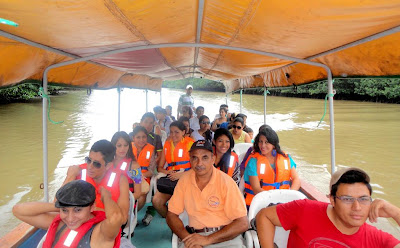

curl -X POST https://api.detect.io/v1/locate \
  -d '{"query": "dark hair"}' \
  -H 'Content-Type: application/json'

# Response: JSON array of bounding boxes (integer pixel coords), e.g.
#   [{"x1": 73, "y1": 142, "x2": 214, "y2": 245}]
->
[
  {"x1": 246, "y1": 127, "x2": 254, "y2": 133},
  {"x1": 198, "y1": 115, "x2": 209, "y2": 124},
  {"x1": 111, "y1": 131, "x2": 134, "y2": 160},
  {"x1": 219, "y1": 107, "x2": 228, "y2": 115},
  {"x1": 220, "y1": 104, "x2": 228, "y2": 109},
  {"x1": 213, "y1": 128, "x2": 235, "y2": 174},
  {"x1": 214, "y1": 128, "x2": 234, "y2": 149},
  {"x1": 178, "y1": 116, "x2": 190, "y2": 124},
  {"x1": 170, "y1": 121, "x2": 186, "y2": 132},
  {"x1": 196, "y1": 106, "x2": 204, "y2": 112},
  {"x1": 330, "y1": 170, "x2": 372, "y2": 197},
  {"x1": 236, "y1": 113, "x2": 247, "y2": 119},
  {"x1": 182, "y1": 106, "x2": 193, "y2": 118},
  {"x1": 259, "y1": 124, "x2": 272, "y2": 132},
  {"x1": 132, "y1": 125, "x2": 148, "y2": 137},
  {"x1": 141, "y1": 112, "x2": 156, "y2": 122},
  {"x1": 253, "y1": 128, "x2": 286, "y2": 157},
  {"x1": 90, "y1": 140, "x2": 116, "y2": 164},
  {"x1": 153, "y1": 106, "x2": 166, "y2": 114},
  {"x1": 233, "y1": 117, "x2": 244, "y2": 126},
  {"x1": 165, "y1": 105, "x2": 172, "y2": 110}
]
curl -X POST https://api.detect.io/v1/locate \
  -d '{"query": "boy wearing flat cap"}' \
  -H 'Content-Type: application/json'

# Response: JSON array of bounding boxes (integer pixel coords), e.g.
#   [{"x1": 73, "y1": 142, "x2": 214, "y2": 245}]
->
[
  {"x1": 256, "y1": 167, "x2": 400, "y2": 248},
  {"x1": 13, "y1": 180, "x2": 125, "y2": 248}
]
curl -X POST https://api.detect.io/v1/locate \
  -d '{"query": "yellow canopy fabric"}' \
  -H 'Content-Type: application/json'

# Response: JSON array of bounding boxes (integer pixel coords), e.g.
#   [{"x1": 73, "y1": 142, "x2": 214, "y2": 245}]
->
[{"x1": 0, "y1": 0, "x2": 399, "y2": 92}]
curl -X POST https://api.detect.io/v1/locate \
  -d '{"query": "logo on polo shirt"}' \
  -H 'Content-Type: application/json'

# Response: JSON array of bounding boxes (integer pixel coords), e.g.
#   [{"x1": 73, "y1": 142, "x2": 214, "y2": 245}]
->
[{"x1": 208, "y1": 196, "x2": 220, "y2": 208}]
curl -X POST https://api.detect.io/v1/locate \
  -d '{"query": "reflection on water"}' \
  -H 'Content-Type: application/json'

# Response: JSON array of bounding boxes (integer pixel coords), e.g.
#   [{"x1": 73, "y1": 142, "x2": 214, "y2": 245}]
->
[{"x1": 0, "y1": 88, "x2": 399, "y2": 237}]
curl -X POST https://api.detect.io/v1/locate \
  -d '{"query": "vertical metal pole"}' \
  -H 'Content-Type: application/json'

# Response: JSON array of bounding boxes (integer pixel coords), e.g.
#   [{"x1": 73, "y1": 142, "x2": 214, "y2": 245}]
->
[
  {"x1": 42, "y1": 75, "x2": 49, "y2": 202},
  {"x1": 145, "y1": 89, "x2": 148, "y2": 112},
  {"x1": 327, "y1": 74, "x2": 336, "y2": 173},
  {"x1": 117, "y1": 86, "x2": 121, "y2": 132},
  {"x1": 264, "y1": 86, "x2": 267, "y2": 125},
  {"x1": 240, "y1": 89, "x2": 243, "y2": 113},
  {"x1": 225, "y1": 93, "x2": 228, "y2": 105},
  {"x1": 160, "y1": 88, "x2": 162, "y2": 107}
]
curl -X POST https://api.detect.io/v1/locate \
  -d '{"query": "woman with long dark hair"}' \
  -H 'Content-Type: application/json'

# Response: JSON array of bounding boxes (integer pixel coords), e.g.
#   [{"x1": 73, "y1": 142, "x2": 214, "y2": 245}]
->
[
  {"x1": 213, "y1": 128, "x2": 240, "y2": 185},
  {"x1": 243, "y1": 128, "x2": 300, "y2": 209}
]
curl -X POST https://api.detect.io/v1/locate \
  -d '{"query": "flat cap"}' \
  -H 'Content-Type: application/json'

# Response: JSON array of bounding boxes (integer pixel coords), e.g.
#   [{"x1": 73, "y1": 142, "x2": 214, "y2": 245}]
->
[{"x1": 55, "y1": 180, "x2": 96, "y2": 208}]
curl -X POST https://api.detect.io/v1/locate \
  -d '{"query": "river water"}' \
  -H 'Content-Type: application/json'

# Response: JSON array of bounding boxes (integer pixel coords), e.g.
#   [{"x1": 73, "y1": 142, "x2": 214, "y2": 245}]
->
[{"x1": 0, "y1": 88, "x2": 399, "y2": 237}]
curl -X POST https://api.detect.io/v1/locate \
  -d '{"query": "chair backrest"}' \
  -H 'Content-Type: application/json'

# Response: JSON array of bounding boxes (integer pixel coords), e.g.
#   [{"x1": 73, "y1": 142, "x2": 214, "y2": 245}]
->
[
  {"x1": 248, "y1": 190, "x2": 307, "y2": 248},
  {"x1": 233, "y1": 143, "x2": 253, "y2": 164}
]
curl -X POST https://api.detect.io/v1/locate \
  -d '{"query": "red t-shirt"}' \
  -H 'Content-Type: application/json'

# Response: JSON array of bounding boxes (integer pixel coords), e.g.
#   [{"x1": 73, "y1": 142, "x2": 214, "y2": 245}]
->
[{"x1": 276, "y1": 199, "x2": 400, "y2": 248}]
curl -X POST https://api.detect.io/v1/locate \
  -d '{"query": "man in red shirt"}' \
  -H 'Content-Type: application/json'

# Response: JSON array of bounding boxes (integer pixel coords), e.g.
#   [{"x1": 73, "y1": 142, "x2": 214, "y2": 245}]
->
[{"x1": 256, "y1": 167, "x2": 400, "y2": 248}]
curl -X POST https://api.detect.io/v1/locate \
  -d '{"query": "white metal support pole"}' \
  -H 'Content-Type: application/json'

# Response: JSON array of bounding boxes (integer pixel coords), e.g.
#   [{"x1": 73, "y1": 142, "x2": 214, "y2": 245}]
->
[
  {"x1": 42, "y1": 83, "x2": 49, "y2": 202},
  {"x1": 327, "y1": 74, "x2": 336, "y2": 173},
  {"x1": 264, "y1": 87, "x2": 267, "y2": 124},
  {"x1": 160, "y1": 88, "x2": 162, "y2": 107},
  {"x1": 240, "y1": 89, "x2": 243, "y2": 113},
  {"x1": 225, "y1": 93, "x2": 228, "y2": 105},
  {"x1": 145, "y1": 89, "x2": 148, "y2": 112},
  {"x1": 117, "y1": 85, "x2": 121, "y2": 132}
]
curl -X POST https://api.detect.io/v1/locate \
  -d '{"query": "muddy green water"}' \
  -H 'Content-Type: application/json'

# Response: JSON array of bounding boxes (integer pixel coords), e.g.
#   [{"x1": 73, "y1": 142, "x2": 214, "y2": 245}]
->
[{"x1": 0, "y1": 88, "x2": 399, "y2": 237}]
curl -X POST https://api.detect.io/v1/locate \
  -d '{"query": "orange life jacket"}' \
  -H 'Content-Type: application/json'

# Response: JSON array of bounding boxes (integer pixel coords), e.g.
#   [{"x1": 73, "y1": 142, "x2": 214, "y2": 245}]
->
[
  {"x1": 164, "y1": 137, "x2": 193, "y2": 171},
  {"x1": 113, "y1": 157, "x2": 135, "y2": 192},
  {"x1": 214, "y1": 149, "x2": 239, "y2": 178},
  {"x1": 77, "y1": 163, "x2": 121, "y2": 209},
  {"x1": 42, "y1": 211, "x2": 120, "y2": 248},
  {"x1": 132, "y1": 143, "x2": 154, "y2": 184},
  {"x1": 244, "y1": 152, "x2": 291, "y2": 207}
]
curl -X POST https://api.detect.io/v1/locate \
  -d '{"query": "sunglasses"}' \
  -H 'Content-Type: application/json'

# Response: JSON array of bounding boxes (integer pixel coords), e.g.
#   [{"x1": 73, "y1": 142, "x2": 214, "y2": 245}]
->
[
  {"x1": 232, "y1": 125, "x2": 242, "y2": 130},
  {"x1": 85, "y1": 156, "x2": 103, "y2": 169},
  {"x1": 201, "y1": 121, "x2": 210, "y2": 124}
]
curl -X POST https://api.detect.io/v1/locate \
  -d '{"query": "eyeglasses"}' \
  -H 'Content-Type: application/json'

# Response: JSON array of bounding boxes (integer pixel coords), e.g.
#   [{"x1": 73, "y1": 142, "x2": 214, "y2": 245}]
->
[
  {"x1": 335, "y1": 196, "x2": 372, "y2": 205},
  {"x1": 232, "y1": 125, "x2": 242, "y2": 130},
  {"x1": 201, "y1": 121, "x2": 210, "y2": 124},
  {"x1": 85, "y1": 156, "x2": 103, "y2": 169}
]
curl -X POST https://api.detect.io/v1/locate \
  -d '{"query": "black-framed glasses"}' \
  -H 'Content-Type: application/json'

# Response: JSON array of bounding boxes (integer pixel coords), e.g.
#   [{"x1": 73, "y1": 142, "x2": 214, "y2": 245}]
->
[
  {"x1": 232, "y1": 125, "x2": 242, "y2": 130},
  {"x1": 335, "y1": 196, "x2": 372, "y2": 205},
  {"x1": 201, "y1": 121, "x2": 210, "y2": 124},
  {"x1": 85, "y1": 156, "x2": 103, "y2": 169}
]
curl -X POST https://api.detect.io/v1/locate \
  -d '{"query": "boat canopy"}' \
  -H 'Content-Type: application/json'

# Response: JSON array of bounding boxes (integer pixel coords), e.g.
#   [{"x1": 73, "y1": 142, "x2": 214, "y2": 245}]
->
[{"x1": 0, "y1": 0, "x2": 399, "y2": 93}]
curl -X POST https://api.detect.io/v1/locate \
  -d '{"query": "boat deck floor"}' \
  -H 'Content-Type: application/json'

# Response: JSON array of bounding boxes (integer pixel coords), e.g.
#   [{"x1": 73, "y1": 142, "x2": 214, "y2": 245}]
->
[{"x1": 131, "y1": 203, "x2": 172, "y2": 248}]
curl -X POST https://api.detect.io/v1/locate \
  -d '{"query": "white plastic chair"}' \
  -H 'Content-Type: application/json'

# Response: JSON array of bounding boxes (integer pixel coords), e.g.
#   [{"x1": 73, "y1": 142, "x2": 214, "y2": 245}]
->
[
  {"x1": 146, "y1": 175, "x2": 158, "y2": 203},
  {"x1": 233, "y1": 143, "x2": 253, "y2": 164},
  {"x1": 171, "y1": 211, "x2": 189, "y2": 248},
  {"x1": 244, "y1": 190, "x2": 307, "y2": 248},
  {"x1": 36, "y1": 232, "x2": 47, "y2": 248},
  {"x1": 122, "y1": 191, "x2": 138, "y2": 239}
]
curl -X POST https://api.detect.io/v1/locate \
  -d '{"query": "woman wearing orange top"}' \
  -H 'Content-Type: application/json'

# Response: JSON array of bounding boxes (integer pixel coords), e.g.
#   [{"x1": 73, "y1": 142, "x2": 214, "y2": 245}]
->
[
  {"x1": 152, "y1": 121, "x2": 194, "y2": 217},
  {"x1": 111, "y1": 131, "x2": 142, "y2": 202},
  {"x1": 213, "y1": 128, "x2": 240, "y2": 185},
  {"x1": 131, "y1": 126, "x2": 156, "y2": 211},
  {"x1": 243, "y1": 128, "x2": 300, "y2": 209}
]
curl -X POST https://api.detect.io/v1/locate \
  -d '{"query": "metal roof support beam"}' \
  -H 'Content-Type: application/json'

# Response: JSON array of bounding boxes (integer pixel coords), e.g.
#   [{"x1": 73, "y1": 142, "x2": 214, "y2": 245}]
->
[
  {"x1": 118, "y1": 85, "x2": 121, "y2": 132},
  {"x1": 193, "y1": 0, "x2": 205, "y2": 78},
  {"x1": 145, "y1": 89, "x2": 149, "y2": 112},
  {"x1": 264, "y1": 86, "x2": 267, "y2": 125},
  {"x1": 240, "y1": 89, "x2": 243, "y2": 113},
  {"x1": 41, "y1": 42, "x2": 335, "y2": 200}
]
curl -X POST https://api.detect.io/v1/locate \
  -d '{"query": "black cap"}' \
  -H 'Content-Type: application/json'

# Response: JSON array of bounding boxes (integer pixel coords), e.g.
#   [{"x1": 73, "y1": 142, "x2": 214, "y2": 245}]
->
[
  {"x1": 55, "y1": 180, "x2": 96, "y2": 208},
  {"x1": 189, "y1": 140, "x2": 213, "y2": 153}
]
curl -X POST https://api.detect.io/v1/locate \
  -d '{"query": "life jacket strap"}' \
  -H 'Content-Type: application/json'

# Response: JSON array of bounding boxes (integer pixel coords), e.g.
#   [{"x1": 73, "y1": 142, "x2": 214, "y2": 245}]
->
[
  {"x1": 261, "y1": 180, "x2": 291, "y2": 189},
  {"x1": 167, "y1": 161, "x2": 190, "y2": 167}
]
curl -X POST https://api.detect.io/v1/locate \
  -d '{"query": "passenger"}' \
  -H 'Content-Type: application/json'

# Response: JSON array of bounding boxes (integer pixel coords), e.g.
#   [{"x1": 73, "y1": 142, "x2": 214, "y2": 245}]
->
[
  {"x1": 166, "y1": 140, "x2": 248, "y2": 248},
  {"x1": 177, "y1": 85, "x2": 195, "y2": 118},
  {"x1": 165, "y1": 105, "x2": 176, "y2": 121},
  {"x1": 229, "y1": 117, "x2": 251, "y2": 144},
  {"x1": 243, "y1": 128, "x2": 300, "y2": 209},
  {"x1": 153, "y1": 121, "x2": 194, "y2": 218},
  {"x1": 178, "y1": 116, "x2": 194, "y2": 138},
  {"x1": 181, "y1": 105, "x2": 193, "y2": 119},
  {"x1": 131, "y1": 126, "x2": 156, "y2": 211},
  {"x1": 211, "y1": 107, "x2": 228, "y2": 131},
  {"x1": 61, "y1": 140, "x2": 130, "y2": 222},
  {"x1": 139, "y1": 112, "x2": 163, "y2": 165},
  {"x1": 240, "y1": 124, "x2": 272, "y2": 177},
  {"x1": 111, "y1": 131, "x2": 142, "y2": 202},
  {"x1": 12, "y1": 180, "x2": 126, "y2": 248},
  {"x1": 154, "y1": 106, "x2": 172, "y2": 136},
  {"x1": 191, "y1": 115, "x2": 214, "y2": 143},
  {"x1": 213, "y1": 128, "x2": 240, "y2": 185},
  {"x1": 189, "y1": 106, "x2": 204, "y2": 131},
  {"x1": 214, "y1": 104, "x2": 230, "y2": 120},
  {"x1": 256, "y1": 168, "x2": 400, "y2": 248},
  {"x1": 247, "y1": 127, "x2": 254, "y2": 143},
  {"x1": 236, "y1": 113, "x2": 252, "y2": 134}
]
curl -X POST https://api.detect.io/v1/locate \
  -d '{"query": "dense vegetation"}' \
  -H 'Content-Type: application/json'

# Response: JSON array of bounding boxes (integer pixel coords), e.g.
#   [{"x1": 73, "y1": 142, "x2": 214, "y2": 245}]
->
[
  {"x1": 163, "y1": 78, "x2": 225, "y2": 92},
  {"x1": 0, "y1": 80, "x2": 66, "y2": 104}
]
